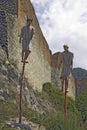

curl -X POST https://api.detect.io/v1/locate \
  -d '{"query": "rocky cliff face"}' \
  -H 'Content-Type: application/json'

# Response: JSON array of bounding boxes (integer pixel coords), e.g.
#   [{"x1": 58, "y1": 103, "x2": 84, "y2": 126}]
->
[{"x1": 0, "y1": 0, "x2": 18, "y2": 100}]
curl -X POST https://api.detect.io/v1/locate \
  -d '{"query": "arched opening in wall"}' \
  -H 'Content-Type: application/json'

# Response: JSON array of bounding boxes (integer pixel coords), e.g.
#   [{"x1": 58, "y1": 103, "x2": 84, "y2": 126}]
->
[{"x1": 0, "y1": 10, "x2": 8, "y2": 59}]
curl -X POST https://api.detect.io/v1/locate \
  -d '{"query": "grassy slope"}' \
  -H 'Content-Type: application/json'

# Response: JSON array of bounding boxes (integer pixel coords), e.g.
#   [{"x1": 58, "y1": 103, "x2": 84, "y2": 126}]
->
[
  {"x1": 40, "y1": 83, "x2": 83, "y2": 130},
  {"x1": 0, "y1": 82, "x2": 86, "y2": 130}
]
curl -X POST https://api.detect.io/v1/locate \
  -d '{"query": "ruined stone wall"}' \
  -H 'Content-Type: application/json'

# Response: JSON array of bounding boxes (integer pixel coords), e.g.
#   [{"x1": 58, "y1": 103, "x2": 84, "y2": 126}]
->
[
  {"x1": 51, "y1": 52, "x2": 61, "y2": 89},
  {"x1": 0, "y1": 0, "x2": 75, "y2": 98},
  {"x1": 0, "y1": 0, "x2": 52, "y2": 92}
]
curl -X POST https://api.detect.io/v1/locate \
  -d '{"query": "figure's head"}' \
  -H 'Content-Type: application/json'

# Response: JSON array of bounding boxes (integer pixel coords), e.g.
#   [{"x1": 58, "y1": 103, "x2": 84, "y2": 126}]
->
[
  {"x1": 63, "y1": 44, "x2": 69, "y2": 51},
  {"x1": 27, "y1": 18, "x2": 33, "y2": 26}
]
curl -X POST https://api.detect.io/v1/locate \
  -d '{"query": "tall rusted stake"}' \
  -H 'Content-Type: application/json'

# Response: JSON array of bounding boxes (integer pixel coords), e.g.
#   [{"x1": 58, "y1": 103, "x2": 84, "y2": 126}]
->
[
  {"x1": 64, "y1": 89, "x2": 67, "y2": 117},
  {"x1": 19, "y1": 61, "x2": 25, "y2": 124},
  {"x1": 64, "y1": 80, "x2": 67, "y2": 117}
]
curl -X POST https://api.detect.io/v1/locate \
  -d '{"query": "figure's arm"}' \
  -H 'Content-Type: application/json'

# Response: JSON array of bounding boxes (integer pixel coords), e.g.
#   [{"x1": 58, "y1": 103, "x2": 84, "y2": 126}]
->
[
  {"x1": 71, "y1": 53, "x2": 74, "y2": 68},
  {"x1": 30, "y1": 27, "x2": 34, "y2": 40},
  {"x1": 58, "y1": 53, "x2": 62, "y2": 70}
]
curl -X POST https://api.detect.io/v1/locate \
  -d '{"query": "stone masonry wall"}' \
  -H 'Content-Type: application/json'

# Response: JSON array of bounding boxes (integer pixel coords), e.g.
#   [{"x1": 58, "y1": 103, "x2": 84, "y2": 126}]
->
[
  {"x1": 0, "y1": 0, "x2": 17, "y2": 15},
  {"x1": 0, "y1": 0, "x2": 75, "y2": 99},
  {"x1": 51, "y1": 52, "x2": 61, "y2": 89}
]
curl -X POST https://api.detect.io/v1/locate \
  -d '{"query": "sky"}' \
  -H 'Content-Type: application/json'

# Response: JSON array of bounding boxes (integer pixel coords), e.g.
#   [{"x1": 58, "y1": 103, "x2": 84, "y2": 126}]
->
[{"x1": 31, "y1": 0, "x2": 87, "y2": 70}]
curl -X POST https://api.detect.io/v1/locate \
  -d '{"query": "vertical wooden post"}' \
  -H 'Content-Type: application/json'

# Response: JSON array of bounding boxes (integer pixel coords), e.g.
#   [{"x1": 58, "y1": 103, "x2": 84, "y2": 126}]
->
[
  {"x1": 64, "y1": 80, "x2": 67, "y2": 117},
  {"x1": 19, "y1": 61, "x2": 25, "y2": 123},
  {"x1": 19, "y1": 79, "x2": 23, "y2": 123},
  {"x1": 64, "y1": 88, "x2": 67, "y2": 117}
]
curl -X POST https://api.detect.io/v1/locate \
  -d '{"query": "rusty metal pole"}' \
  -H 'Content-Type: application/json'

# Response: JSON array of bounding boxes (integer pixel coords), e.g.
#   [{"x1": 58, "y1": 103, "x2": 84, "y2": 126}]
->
[
  {"x1": 19, "y1": 79, "x2": 23, "y2": 123},
  {"x1": 64, "y1": 80, "x2": 67, "y2": 117},
  {"x1": 64, "y1": 88, "x2": 67, "y2": 117},
  {"x1": 19, "y1": 61, "x2": 25, "y2": 123}
]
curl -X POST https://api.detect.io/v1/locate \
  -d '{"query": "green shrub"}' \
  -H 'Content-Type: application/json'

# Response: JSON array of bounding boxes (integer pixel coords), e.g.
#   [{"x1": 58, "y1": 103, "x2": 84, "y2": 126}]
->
[
  {"x1": 23, "y1": 107, "x2": 40, "y2": 123},
  {"x1": 43, "y1": 82, "x2": 79, "y2": 113},
  {"x1": 40, "y1": 112, "x2": 83, "y2": 130},
  {"x1": 76, "y1": 92, "x2": 87, "y2": 123}
]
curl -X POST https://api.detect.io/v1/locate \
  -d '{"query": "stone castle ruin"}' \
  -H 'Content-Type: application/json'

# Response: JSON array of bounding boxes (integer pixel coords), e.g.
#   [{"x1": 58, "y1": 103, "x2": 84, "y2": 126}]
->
[{"x1": 0, "y1": 0, "x2": 75, "y2": 99}]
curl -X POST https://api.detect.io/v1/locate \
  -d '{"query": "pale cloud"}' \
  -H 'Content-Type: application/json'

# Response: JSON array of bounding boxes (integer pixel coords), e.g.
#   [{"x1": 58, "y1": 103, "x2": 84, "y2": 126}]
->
[
  {"x1": 31, "y1": 0, "x2": 87, "y2": 69},
  {"x1": 31, "y1": 0, "x2": 47, "y2": 5}
]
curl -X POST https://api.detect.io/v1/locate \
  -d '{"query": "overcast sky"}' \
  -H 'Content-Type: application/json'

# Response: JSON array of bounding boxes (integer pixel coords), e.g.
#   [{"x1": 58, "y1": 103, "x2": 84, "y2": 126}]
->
[{"x1": 31, "y1": 0, "x2": 87, "y2": 70}]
